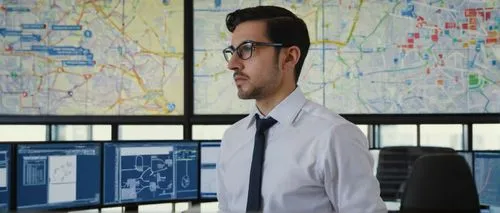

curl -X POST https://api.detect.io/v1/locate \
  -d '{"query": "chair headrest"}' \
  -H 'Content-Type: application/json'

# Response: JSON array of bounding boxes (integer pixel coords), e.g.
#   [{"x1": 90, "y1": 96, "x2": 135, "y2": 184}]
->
[{"x1": 400, "y1": 154, "x2": 480, "y2": 212}]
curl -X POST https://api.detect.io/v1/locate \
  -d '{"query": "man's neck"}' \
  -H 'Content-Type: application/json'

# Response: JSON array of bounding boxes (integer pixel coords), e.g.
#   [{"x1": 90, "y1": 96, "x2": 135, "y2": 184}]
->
[{"x1": 255, "y1": 85, "x2": 296, "y2": 116}]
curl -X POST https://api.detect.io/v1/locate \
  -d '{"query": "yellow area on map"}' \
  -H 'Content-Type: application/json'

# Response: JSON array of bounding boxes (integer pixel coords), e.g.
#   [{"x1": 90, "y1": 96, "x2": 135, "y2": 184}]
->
[{"x1": 0, "y1": 0, "x2": 184, "y2": 115}]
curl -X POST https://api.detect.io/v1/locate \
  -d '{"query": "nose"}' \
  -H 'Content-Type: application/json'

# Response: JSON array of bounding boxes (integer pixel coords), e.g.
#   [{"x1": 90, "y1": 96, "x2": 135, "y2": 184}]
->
[{"x1": 226, "y1": 54, "x2": 243, "y2": 72}]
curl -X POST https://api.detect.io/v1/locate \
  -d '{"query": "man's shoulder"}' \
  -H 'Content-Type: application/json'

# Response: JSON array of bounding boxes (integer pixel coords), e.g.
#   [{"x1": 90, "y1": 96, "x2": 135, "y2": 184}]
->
[
  {"x1": 222, "y1": 114, "x2": 253, "y2": 140},
  {"x1": 301, "y1": 100, "x2": 352, "y2": 127},
  {"x1": 301, "y1": 100, "x2": 367, "y2": 148},
  {"x1": 227, "y1": 113, "x2": 252, "y2": 130}
]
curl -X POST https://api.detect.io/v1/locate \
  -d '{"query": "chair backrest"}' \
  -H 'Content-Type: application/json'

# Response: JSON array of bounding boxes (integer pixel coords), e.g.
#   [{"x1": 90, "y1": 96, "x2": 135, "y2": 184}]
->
[
  {"x1": 376, "y1": 146, "x2": 456, "y2": 201},
  {"x1": 399, "y1": 154, "x2": 480, "y2": 213}
]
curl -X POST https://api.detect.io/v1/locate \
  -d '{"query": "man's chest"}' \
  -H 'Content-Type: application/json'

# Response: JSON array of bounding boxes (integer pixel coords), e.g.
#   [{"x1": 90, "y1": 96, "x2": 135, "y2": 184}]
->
[{"x1": 221, "y1": 130, "x2": 324, "y2": 200}]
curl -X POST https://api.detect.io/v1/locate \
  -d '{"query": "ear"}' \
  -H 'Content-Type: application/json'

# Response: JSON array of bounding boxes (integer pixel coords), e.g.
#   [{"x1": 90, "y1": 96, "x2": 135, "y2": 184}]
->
[{"x1": 280, "y1": 46, "x2": 301, "y2": 73}]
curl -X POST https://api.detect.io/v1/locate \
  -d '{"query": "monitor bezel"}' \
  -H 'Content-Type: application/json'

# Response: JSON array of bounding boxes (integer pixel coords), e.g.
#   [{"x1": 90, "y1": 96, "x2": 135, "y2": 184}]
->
[
  {"x1": 473, "y1": 150, "x2": 500, "y2": 207},
  {"x1": 13, "y1": 141, "x2": 103, "y2": 212},
  {"x1": 100, "y1": 139, "x2": 200, "y2": 208},
  {"x1": 198, "y1": 140, "x2": 221, "y2": 202},
  {"x1": 0, "y1": 144, "x2": 12, "y2": 212}
]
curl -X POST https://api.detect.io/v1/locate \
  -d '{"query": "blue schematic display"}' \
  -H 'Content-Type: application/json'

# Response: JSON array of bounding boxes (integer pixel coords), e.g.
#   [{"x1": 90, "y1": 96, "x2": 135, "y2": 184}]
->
[
  {"x1": 16, "y1": 143, "x2": 100, "y2": 210},
  {"x1": 200, "y1": 142, "x2": 220, "y2": 199},
  {"x1": 474, "y1": 152, "x2": 500, "y2": 206},
  {"x1": 103, "y1": 142, "x2": 198, "y2": 205},
  {"x1": 0, "y1": 145, "x2": 10, "y2": 211}
]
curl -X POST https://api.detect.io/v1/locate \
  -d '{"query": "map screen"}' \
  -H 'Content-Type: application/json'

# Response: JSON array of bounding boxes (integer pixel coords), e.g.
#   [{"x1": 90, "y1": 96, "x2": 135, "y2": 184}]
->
[
  {"x1": 194, "y1": 0, "x2": 500, "y2": 114},
  {"x1": 0, "y1": 0, "x2": 184, "y2": 115}
]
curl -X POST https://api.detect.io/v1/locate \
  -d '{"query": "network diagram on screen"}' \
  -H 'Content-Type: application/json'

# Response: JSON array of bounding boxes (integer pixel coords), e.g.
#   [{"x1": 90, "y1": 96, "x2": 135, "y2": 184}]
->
[
  {"x1": 120, "y1": 154, "x2": 174, "y2": 201},
  {"x1": 194, "y1": 0, "x2": 500, "y2": 114},
  {"x1": 16, "y1": 143, "x2": 100, "y2": 210},
  {"x1": 23, "y1": 155, "x2": 77, "y2": 203},
  {"x1": 103, "y1": 142, "x2": 198, "y2": 205},
  {"x1": 0, "y1": 0, "x2": 184, "y2": 115}
]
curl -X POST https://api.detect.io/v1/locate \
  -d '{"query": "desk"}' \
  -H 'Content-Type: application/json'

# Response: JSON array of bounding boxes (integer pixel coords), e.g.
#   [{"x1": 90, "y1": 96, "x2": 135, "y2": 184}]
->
[{"x1": 182, "y1": 202, "x2": 400, "y2": 213}]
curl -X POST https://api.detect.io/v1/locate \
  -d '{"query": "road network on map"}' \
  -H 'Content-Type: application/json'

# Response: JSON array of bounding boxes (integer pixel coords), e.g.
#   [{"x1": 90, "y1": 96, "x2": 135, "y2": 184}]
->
[
  {"x1": 0, "y1": 0, "x2": 183, "y2": 115},
  {"x1": 194, "y1": 0, "x2": 500, "y2": 114}
]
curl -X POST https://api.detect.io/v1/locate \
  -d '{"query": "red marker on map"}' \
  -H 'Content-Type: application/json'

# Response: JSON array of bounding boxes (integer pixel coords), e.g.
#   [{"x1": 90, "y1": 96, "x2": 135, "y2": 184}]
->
[
  {"x1": 83, "y1": 74, "x2": 92, "y2": 80},
  {"x1": 22, "y1": 92, "x2": 28, "y2": 97}
]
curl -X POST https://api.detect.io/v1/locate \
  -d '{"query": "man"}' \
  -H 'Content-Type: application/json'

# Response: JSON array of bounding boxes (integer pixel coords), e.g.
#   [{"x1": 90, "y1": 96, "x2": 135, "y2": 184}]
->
[{"x1": 216, "y1": 5, "x2": 387, "y2": 213}]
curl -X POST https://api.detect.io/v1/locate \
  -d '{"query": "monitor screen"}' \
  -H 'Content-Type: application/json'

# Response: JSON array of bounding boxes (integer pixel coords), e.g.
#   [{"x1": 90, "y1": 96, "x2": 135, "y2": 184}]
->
[
  {"x1": 200, "y1": 141, "x2": 220, "y2": 199},
  {"x1": 474, "y1": 152, "x2": 500, "y2": 206},
  {"x1": 103, "y1": 141, "x2": 198, "y2": 205},
  {"x1": 458, "y1": 151, "x2": 473, "y2": 173},
  {"x1": 16, "y1": 143, "x2": 100, "y2": 210},
  {"x1": 0, "y1": 144, "x2": 10, "y2": 211}
]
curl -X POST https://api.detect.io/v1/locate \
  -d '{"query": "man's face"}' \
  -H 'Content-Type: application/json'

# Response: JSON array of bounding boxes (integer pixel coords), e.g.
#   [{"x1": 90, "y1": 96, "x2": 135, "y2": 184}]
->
[{"x1": 226, "y1": 21, "x2": 282, "y2": 100}]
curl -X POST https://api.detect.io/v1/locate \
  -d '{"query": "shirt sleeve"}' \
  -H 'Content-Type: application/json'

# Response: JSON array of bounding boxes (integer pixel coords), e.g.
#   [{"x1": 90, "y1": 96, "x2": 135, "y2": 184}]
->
[
  {"x1": 321, "y1": 123, "x2": 388, "y2": 213},
  {"x1": 216, "y1": 135, "x2": 229, "y2": 212}
]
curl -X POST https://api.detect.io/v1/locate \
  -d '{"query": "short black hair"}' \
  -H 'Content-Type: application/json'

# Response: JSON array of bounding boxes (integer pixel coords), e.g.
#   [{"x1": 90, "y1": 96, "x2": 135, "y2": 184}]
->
[{"x1": 226, "y1": 6, "x2": 310, "y2": 84}]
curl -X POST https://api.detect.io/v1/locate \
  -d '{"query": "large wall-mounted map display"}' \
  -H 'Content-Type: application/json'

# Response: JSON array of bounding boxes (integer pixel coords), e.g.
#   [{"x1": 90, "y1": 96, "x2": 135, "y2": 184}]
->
[
  {"x1": 0, "y1": 0, "x2": 184, "y2": 115},
  {"x1": 194, "y1": 0, "x2": 499, "y2": 114}
]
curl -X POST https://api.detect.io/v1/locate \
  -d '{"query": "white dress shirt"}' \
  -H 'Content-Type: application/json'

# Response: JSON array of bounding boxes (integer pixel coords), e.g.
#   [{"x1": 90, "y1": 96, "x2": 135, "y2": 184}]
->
[{"x1": 217, "y1": 87, "x2": 387, "y2": 213}]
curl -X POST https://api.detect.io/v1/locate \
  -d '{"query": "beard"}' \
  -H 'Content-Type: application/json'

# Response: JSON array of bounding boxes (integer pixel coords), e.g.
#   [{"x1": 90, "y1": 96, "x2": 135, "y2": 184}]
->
[
  {"x1": 237, "y1": 84, "x2": 265, "y2": 100},
  {"x1": 236, "y1": 68, "x2": 280, "y2": 100},
  {"x1": 235, "y1": 55, "x2": 281, "y2": 100}
]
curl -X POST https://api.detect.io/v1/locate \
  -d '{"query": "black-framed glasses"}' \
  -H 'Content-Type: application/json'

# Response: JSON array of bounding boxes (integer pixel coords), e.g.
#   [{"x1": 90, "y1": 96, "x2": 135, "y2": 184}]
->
[{"x1": 222, "y1": 40, "x2": 284, "y2": 62}]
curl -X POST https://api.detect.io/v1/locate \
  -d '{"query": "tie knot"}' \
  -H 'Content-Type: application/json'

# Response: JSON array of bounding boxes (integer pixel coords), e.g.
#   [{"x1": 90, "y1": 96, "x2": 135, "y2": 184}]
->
[{"x1": 255, "y1": 114, "x2": 277, "y2": 133}]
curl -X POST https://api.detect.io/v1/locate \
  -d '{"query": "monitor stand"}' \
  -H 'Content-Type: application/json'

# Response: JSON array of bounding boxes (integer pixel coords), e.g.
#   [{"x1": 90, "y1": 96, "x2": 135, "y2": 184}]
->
[
  {"x1": 124, "y1": 205, "x2": 139, "y2": 212},
  {"x1": 182, "y1": 201, "x2": 201, "y2": 213}
]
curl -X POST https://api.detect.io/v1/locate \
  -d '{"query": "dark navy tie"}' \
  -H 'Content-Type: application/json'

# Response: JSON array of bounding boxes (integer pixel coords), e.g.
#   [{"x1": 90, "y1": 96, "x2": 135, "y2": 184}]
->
[{"x1": 246, "y1": 114, "x2": 277, "y2": 212}]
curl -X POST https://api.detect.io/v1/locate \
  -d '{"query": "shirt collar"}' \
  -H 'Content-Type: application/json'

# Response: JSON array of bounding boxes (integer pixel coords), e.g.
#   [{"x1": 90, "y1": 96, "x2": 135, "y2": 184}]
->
[{"x1": 246, "y1": 87, "x2": 307, "y2": 129}]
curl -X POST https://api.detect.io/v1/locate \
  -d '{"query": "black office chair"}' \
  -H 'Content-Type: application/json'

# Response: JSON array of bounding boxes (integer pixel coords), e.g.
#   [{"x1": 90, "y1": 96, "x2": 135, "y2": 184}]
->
[
  {"x1": 399, "y1": 154, "x2": 480, "y2": 213},
  {"x1": 376, "y1": 146, "x2": 456, "y2": 201}
]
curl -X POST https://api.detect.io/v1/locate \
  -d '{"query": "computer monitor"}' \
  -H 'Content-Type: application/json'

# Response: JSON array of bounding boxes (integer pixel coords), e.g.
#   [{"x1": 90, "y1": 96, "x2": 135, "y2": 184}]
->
[
  {"x1": 458, "y1": 151, "x2": 473, "y2": 173},
  {"x1": 103, "y1": 141, "x2": 198, "y2": 205},
  {"x1": 0, "y1": 144, "x2": 10, "y2": 211},
  {"x1": 200, "y1": 141, "x2": 220, "y2": 199},
  {"x1": 474, "y1": 152, "x2": 500, "y2": 206},
  {"x1": 16, "y1": 142, "x2": 101, "y2": 210}
]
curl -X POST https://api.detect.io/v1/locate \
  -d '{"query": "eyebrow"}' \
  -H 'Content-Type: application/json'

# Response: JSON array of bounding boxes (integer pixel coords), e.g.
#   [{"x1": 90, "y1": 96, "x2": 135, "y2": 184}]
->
[{"x1": 230, "y1": 40, "x2": 253, "y2": 48}]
